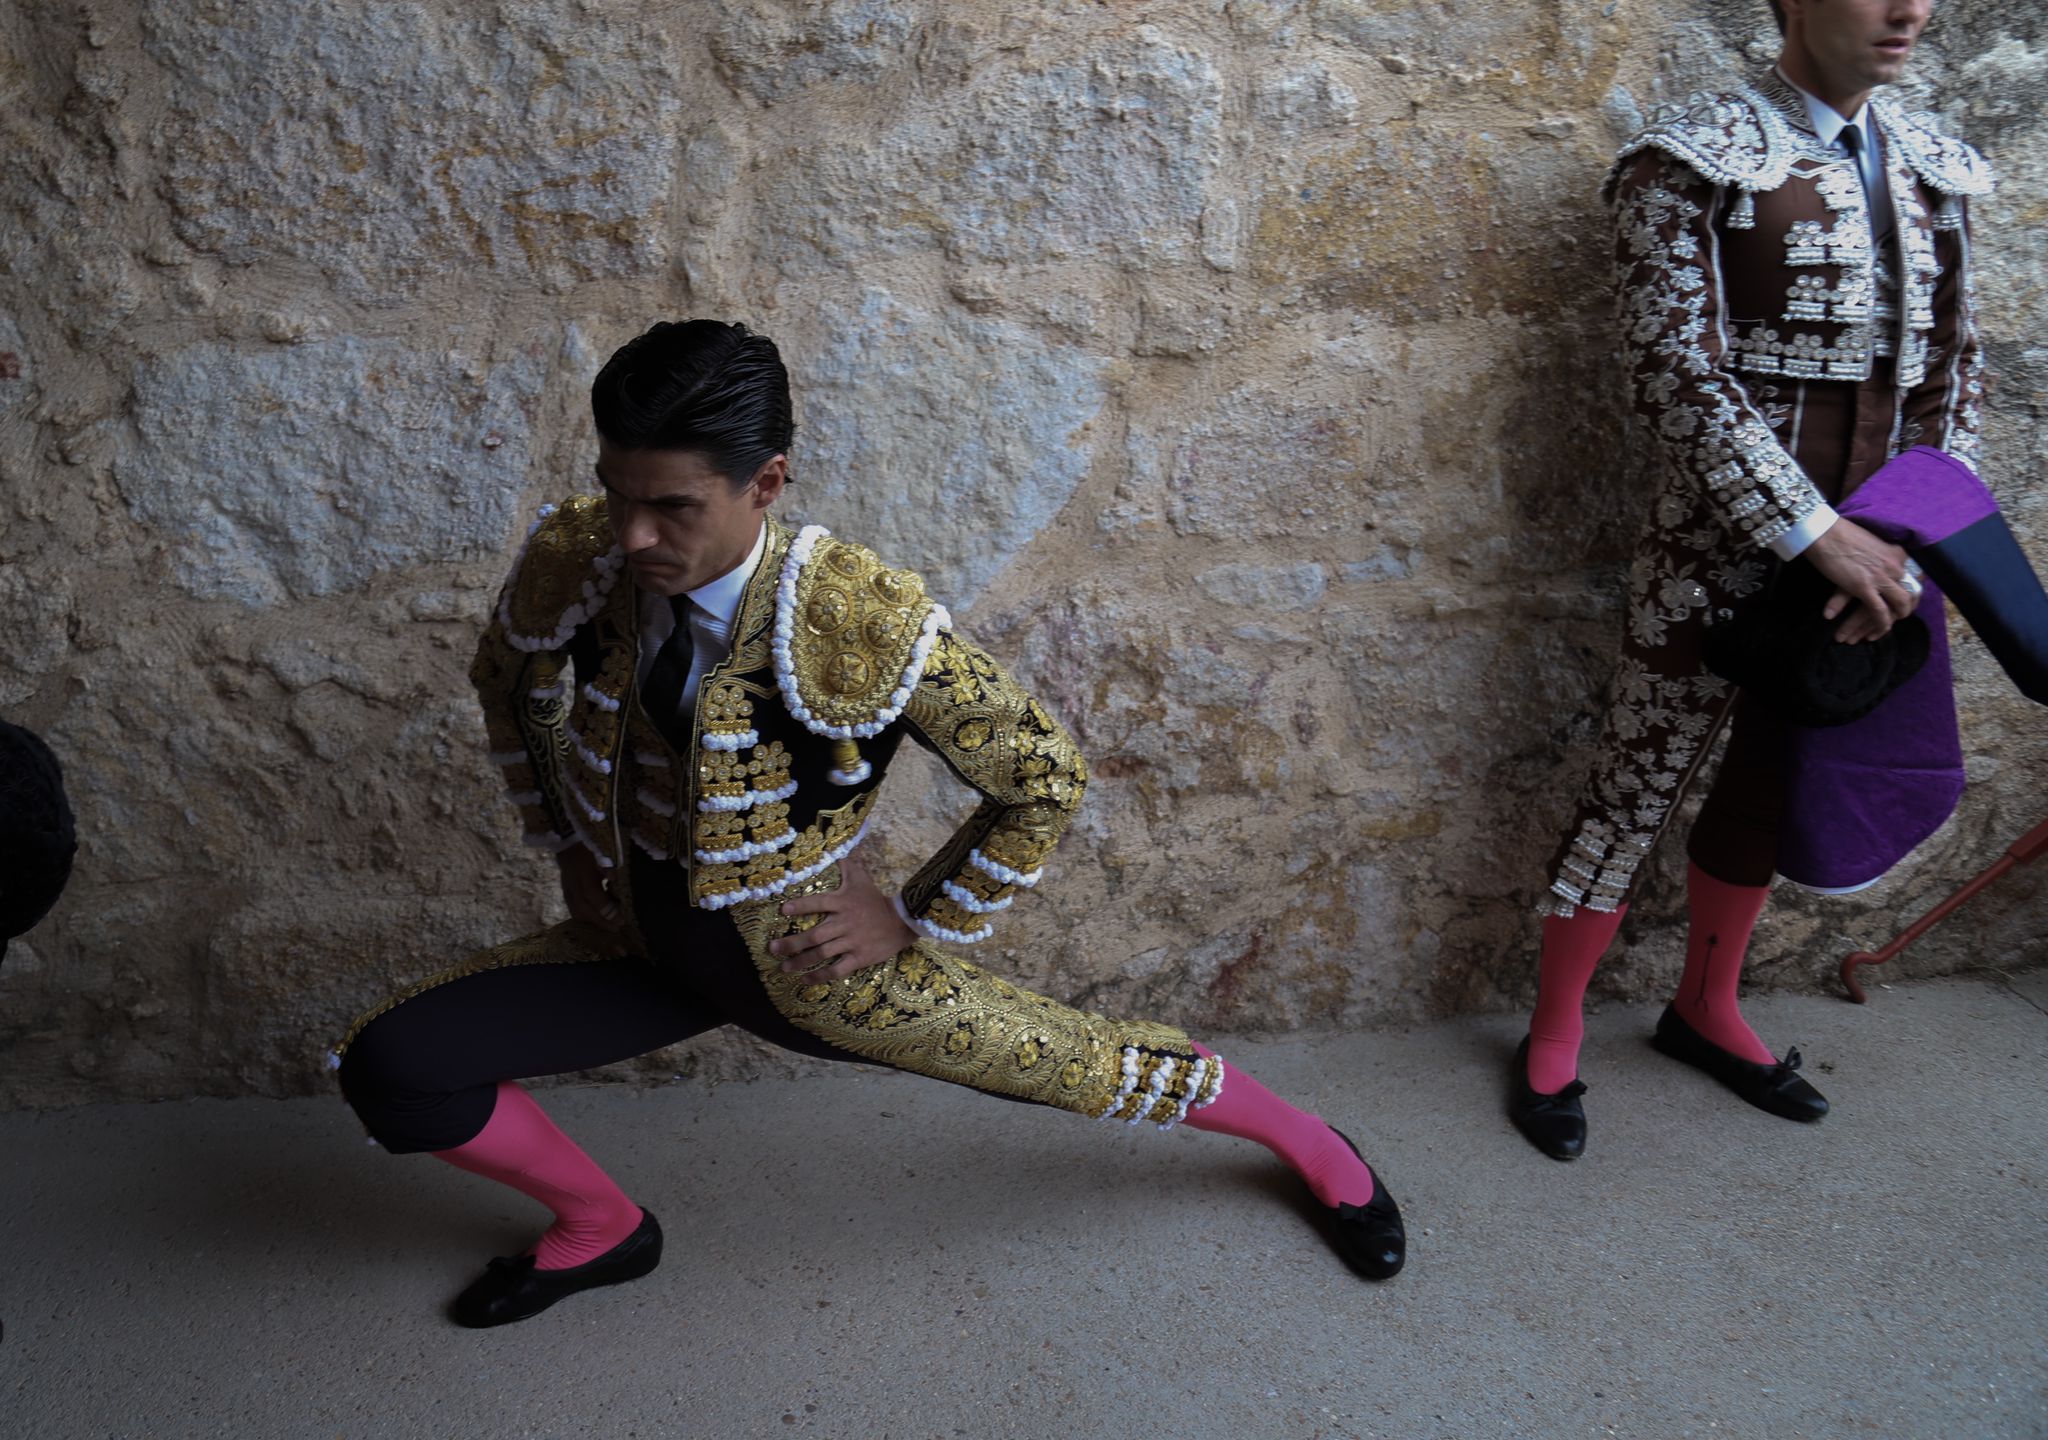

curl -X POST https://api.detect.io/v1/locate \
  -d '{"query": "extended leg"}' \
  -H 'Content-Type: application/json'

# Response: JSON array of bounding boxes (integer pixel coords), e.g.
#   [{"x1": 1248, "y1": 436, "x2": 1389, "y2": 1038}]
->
[
  {"x1": 336, "y1": 933, "x2": 721, "y2": 1323},
  {"x1": 676, "y1": 879, "x2": 1409, "y2": 1280},
  {"x1": 1177, "y1": 1042, "x2": 1403, "y2": 1279}
]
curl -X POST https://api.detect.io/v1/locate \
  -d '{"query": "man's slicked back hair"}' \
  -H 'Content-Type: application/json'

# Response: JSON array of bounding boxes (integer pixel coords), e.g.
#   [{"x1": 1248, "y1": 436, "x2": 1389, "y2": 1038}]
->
[{"x1": 591, "y1": 320, "x2": 794, "y2": 486}]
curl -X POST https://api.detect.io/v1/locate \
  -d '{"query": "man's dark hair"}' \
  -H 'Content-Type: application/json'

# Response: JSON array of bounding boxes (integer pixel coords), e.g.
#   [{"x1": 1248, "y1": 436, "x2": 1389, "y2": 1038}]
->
[{"x1": 590, "y1": 320, "x2": 793, "y2": 486}]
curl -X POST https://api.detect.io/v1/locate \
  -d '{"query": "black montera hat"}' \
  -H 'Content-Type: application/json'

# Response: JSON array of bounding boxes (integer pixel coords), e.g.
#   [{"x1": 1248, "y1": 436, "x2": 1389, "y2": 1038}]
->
[
  {"x1": 1701, "y1": 558, "x2": 1930, "y2": 728},
  {"x1": 0, "y1": 718, "x2": 77, "y2": 961}
]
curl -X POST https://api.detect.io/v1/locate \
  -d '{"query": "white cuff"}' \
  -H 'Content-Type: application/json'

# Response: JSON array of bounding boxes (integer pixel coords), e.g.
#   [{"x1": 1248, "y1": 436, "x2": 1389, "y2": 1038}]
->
[
  {"x1": 895, "y1": 891, "x2": 992, "y2": 944},
  {"x1": 1768, "y1": 503, "x2": 1839, "y2": 561}
]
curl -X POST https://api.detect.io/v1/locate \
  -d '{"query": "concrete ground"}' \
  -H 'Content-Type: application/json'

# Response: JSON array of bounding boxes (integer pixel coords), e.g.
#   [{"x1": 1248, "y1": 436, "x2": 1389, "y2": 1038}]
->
[{"x1": 4, "y1": 974, "x2": 2046, "y2": 1440}]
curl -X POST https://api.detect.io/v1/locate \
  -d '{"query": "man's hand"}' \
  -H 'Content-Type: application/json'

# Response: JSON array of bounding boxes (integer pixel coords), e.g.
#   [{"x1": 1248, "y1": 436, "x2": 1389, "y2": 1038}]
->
[
  {"x1": 768, "y1": 851, "x2": 918, "y2": 983},
  {"x1": 557, "y1": 844, "x2": 624, "y2": 931},
  {"x1": 1804, "y1": 517, "x2": 1917, "y2": 644}
]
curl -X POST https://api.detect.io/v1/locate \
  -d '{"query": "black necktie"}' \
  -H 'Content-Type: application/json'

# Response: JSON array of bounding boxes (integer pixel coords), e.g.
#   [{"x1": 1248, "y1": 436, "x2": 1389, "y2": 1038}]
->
[
  {"x1": 1838, "y1": 124, "x2": 1892, "y2": 248},
  {"x1": 640, "y1": 596, "x2": 696, "y2": 755}
]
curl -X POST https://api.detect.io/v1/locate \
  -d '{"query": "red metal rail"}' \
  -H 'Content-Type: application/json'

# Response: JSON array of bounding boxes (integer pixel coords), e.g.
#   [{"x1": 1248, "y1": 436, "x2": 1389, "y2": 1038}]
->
[{"x1": 1841, "y1": 814, "x2": 2048, "y2": 1002}]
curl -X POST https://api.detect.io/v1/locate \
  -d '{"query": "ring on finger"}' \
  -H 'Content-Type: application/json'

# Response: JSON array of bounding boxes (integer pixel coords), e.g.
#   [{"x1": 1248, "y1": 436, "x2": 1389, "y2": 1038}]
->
[{"x1": 1898, "y1": 572, "x2": 1923, "y2": 599}]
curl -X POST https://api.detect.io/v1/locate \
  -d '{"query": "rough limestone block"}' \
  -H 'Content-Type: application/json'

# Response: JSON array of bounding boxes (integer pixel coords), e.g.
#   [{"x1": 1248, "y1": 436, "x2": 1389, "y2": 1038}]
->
[
  {"x1": 782, "y1": 288, "x2": 1106, "y2": 608},
  {"x1": 143, "y1": 1, "x2": 682, "y2": 298},
  {"x1": 115, "y1": 336, "x2": 545, "y2": 606},
  {"x1": 707, "y1": 0, "x2": 924, "y2": 103},
  {"x1": 759, "y1": 28, "x2": 1223, "y2": 271}
]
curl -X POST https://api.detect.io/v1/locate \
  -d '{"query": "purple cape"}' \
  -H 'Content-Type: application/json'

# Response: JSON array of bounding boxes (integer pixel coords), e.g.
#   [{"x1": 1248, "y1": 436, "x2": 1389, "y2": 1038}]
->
[{"x1": 1776, "y1": 448, "x2": 1997, "y2": 891}]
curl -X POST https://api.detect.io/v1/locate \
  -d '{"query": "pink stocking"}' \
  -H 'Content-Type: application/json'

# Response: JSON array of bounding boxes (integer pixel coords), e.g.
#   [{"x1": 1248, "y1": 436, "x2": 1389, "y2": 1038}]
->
[
  {"x1": 434, "y1": 1081, "x2": 643, "y2": 1271},
  {"x1": 1525, "y1": 905, "x2": 1627, "y2": 1094},
  {"x1": 1670, "y1": 863, "x2": 1776, "y2": 1064},
  {"x1": 1180, "y1": 1044, "x2": 1374, "y2": 1207}
]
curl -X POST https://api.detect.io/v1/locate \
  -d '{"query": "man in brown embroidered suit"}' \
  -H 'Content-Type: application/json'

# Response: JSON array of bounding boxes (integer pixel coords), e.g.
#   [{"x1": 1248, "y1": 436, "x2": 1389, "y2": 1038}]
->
[
  {"x1": 1508, "y1": 0, "x2": 1993, "y2": 1159},
  {"x1": 335, "y1": 320, "x2": 1407, "y2": 1325}
]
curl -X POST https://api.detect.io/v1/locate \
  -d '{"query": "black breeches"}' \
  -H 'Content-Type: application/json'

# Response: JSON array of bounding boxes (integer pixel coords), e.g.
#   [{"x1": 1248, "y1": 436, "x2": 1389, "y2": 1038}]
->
[
  {"x1": 1686, "y1": 694, "x2": 1789, "y2": 889},
  {"x1": 339, "y1": 851, "x2": 879, "y2": 1153}
]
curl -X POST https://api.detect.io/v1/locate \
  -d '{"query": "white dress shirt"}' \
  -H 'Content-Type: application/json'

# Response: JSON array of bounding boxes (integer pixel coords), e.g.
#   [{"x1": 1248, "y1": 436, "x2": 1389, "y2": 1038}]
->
[{"x1": 634, "y1": 524, "x2": 768, "y2": 715}]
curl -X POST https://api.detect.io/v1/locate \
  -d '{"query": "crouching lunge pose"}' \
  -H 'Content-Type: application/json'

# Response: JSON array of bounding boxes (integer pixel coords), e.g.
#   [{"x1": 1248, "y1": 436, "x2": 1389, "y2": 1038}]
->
[
  {"x1": 335, "y1": 320, "x2": 1405, "y2": 1325},
  {"x1": 1511, "y1": 0, "x2": 1998, "y2": 1159}
]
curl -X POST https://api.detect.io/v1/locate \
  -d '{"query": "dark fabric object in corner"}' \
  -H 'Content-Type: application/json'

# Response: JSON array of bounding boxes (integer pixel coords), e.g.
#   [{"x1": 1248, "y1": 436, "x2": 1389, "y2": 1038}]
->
[{"x1": 0, "y1": 718, "x2": 78, "y2": 961}]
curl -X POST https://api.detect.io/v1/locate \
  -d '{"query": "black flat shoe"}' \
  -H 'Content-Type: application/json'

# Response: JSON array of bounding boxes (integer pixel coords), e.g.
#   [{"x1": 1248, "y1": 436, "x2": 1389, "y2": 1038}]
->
[
  {"x1": 1508, "y1": 1035, "x2": 1588, "y2": 1161},
  {"x1": 449, "y1": 1208, "x2": 663, "y2": 1328},
  {"x1": 1325, "y1": 1128, "x2": 1405, "y2": 1280},
  {"x1": 1650, "y1": 1006, "x2": 1829, "y2": 1122}
]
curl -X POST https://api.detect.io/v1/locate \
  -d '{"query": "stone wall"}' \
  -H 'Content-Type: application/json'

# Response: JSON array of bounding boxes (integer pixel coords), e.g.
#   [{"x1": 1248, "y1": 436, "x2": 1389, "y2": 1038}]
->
[{"x1": 2, "y1": 0, "x2": 2042, "y2": 1107}]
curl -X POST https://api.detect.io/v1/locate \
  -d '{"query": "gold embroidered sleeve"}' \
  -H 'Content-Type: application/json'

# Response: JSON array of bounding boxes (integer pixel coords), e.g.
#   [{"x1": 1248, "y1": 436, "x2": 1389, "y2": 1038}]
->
[
  {"x1": 895, "y1": 629, "x2": 1088, "y2": 944},
  {"x1": 470, "y1": 603, "x2": 577, "y2": 851},
  {"x1": 466, "y1": 496, "x2": 622, "y2": 852},
  {"x1": 1612, "y1": 152, "x2": 1829, "y2": 551}
]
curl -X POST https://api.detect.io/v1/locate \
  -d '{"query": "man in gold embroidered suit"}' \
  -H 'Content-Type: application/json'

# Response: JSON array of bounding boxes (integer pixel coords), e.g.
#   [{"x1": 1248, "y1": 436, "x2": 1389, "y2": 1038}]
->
[
  {"x1": 336, "y1": 320, "x2": 1406, "y2": 1325},
  {"x1": 1508, "y1": 0, "x2": 1993, "y2": 1159}
]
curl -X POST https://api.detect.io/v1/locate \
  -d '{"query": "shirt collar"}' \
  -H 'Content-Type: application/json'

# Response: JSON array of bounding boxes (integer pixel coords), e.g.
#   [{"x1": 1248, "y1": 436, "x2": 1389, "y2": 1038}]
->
[
  {"x1": 1775, "y1": 65, "x2": 1866, "y2": 146},
  {"x1": 681, "y1": 523, "x2": 768, "y2": 627}
]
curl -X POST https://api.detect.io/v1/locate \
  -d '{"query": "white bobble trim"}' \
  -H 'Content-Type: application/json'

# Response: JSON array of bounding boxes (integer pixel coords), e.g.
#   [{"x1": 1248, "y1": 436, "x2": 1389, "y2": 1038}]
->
[
  {"x1": 828, "y1": 759, "x2": 873, "y2": 786},
  {"x1": 1127, "y1": 1056, "x2": 1176, "y2": 1127},
  {"x1": 569, "y1": 727, "x2": 613, "y2": 776},
  {"x1": 635, "y1": 788, "x2": 677, "y2": 818},
  {"x1": 702, "y1": 730, "x2": 760, "y2": 752},
  {"x1": 1096, "y1": 1046, "x2": 1145, "y2": 1122},
  {"x1": 770, "y1": 526, "x2": 953, "y2": 740},
  {"x1": 906, "y1": 914, "x2": 994, "y2": 945},
  {"x1": 940, "y1": 878, "x2": 1013, "y2": 915},
  {"x1": 697, "y1": 820, "x2": 872, "y2": 910},
  {"x1": 580, "y1": 682, "x2": 622, "y2": 713},
  {"x1": 697, "y1": 777, "x2": 800, "y2": 814},
  {"x1": 694, "y1": 828, "x2": 799, "y2": 865},
  {"x1": 1160, "y1": 1057, "x2": 1209, "y2": 1131},
  {"x1": 968, "y1": 849, "x2": 1042, "y2": 888},
  {"x1": 499, "y1": 526, "x2": 625, "y2": 652}
]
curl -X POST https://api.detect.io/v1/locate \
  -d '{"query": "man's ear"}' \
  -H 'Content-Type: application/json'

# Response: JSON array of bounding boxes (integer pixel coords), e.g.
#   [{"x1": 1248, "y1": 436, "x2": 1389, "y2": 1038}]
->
[{"x1": 750, "y1": 454, "x2": 789, "y2": 510}]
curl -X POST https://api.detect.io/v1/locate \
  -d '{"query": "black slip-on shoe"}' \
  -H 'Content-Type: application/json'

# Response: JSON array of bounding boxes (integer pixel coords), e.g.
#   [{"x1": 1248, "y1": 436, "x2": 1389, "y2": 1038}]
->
[
  {"x1": 1650, "y1": 1005, "x2": 1829, "y2": 1122},
  {"x1": 1325, "y1": 1128, "x2": 1405, "y2": 1280},
  {"x1": 449, "y1": 1208, "x2": 663, "y2": 1328},
  {"x1": 1508, "y1": 1035, "x2": 1588, "y2": 1161}
]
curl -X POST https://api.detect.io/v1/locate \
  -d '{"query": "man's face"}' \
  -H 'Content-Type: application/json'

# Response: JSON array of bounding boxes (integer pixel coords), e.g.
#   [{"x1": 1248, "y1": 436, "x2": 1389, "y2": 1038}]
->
[
  {"x1": 1787, "y1": 0, "x2": 1932, "y2": 97},
  {"x1": 596, "y1": 439, "x2": 784, "y2": 598}
]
